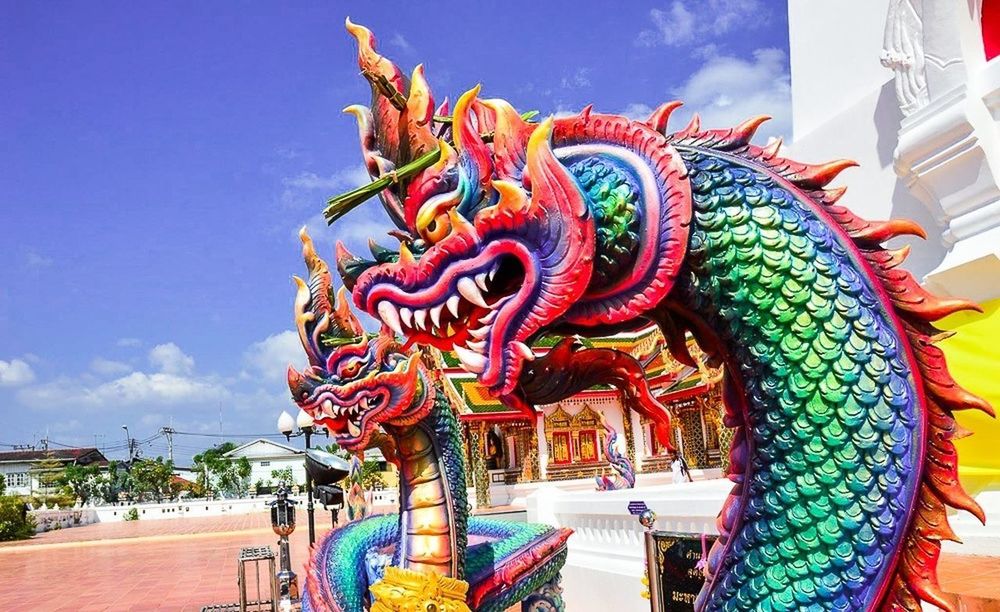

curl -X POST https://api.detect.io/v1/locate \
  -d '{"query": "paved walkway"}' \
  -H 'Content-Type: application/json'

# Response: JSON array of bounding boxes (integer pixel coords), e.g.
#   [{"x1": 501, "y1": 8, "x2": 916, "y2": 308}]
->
[{"x1": 0, "y1": 512, "x2": 997, "y2": 611}]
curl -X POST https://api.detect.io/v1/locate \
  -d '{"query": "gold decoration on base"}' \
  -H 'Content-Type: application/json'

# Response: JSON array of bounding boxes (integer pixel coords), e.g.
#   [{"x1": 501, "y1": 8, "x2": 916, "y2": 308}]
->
[{"x1": 370, "y1": 567, "x2": 471, "y2": 612}]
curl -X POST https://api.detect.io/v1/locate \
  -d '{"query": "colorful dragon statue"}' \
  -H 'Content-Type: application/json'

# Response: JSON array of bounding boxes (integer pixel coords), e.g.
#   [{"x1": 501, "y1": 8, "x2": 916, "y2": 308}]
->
[
  {"x1": 326, "y1": 20, "x2": 993, "y2": 611},
  {"x1": 594, "y1": 415, "x2": 636, "y2": 491},
  {"x1": 287, "y1": 229, "x2": 572, "y2": 611}
]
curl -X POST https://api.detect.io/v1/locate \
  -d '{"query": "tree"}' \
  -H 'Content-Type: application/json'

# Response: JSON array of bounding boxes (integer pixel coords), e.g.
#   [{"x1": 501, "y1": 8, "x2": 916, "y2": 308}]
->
[
  {"x1": 0, "y1": 473, "x2": 5, "y2": 496},
  {"x1": 270, "y1": 467, "x2": 295, "y2": 486},
  {"x1": 193, "y1": 443, "x2": 252, "y2": 498},
  {"x1": 91, "y1": 461, "x2": 131, "y2": 504},
  {"x1": 0, "y1": 496, "x2": 35, "y2": 541},
  {"x1": 59, "y1": 464, "x2": 100, "y2": 505},
  {"x1": 30, "y1": 453, "x2": 70, "y2": 507},
  {"x1": 320, "y1": 444, "x2": 384, "y2": 489},
  {"x1": 131, "y1": 457, "x2": 175, "y2": 502}
]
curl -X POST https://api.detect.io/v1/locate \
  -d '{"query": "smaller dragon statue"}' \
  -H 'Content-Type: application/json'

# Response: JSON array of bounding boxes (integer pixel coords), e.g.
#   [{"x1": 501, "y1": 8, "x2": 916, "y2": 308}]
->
[
  {"x1": 287, "y1": 229, "x2": 571, "y2": 612},
  {"x1": 594, "y1": 414, "x2": 636, "y2": 491}
]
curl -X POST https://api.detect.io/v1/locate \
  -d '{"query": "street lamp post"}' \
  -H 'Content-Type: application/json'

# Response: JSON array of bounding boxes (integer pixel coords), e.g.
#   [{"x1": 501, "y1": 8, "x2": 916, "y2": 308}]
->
[{"x1": 277, "y1": 409, "x2": 319, "y2": 546}]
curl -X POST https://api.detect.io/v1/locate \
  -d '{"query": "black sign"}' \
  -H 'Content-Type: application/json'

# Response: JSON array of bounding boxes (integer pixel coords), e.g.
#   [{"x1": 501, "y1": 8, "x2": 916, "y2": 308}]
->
[
  {"x1": 627, "y1": 501, "x2": 650, "y2": 515},
  {"x1": 650, "y1": 531, "x2": 717, "y2": 611}
]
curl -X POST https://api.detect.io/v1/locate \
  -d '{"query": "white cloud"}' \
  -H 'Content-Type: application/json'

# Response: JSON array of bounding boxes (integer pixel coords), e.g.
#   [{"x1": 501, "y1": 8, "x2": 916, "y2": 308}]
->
[
  {"x1": 670, "y1": 48, "x2": 791, "y2": 141},
  {"x1": 561, "y1": 68, "x2": 591, "y2": 89},
  {"x1": 25, "y1": 250, "x2": 53, "y2": 269},
  {"x1": 90, "y1": 357, "x2": 133, "y2": 376},
  {"x1": 117, "y1": 337, "x2": 142, "y2": 348},
  {"x1": 18, "y1": 371, "x2": 228, "y2": 409},
  {"x1": 389, "y1": 33, "x2": 414, "y2": 55},
  {"x1": 243, "y1": 331, "x2": 303, "y2": 383},
  {"x1": 620, "y1": 103, "x2": 655, "y2": 120},
  {"x1": 637, "y1": 0, "x2": 767, "y2": 48},
  {"x1": 0, "y1": 358, "x2": 35, "y2": 386},
  {"x1": 281, "y1": 166, "x2": 370, "y2": 210},
  {"x1": 149, "y1": 343, "x2": 195, "y2": 376}
]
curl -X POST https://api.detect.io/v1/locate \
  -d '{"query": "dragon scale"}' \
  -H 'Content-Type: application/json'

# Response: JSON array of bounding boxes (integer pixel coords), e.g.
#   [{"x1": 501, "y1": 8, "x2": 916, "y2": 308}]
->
[{"x1": 329, "y1": 21, "x2": 992, "y2": 611}]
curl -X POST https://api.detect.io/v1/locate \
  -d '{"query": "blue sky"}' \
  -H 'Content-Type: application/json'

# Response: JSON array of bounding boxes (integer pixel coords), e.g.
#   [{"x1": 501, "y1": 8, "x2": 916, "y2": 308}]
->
[{"x1": 0, "y1": 1, "x2": 790, "y2": 463}]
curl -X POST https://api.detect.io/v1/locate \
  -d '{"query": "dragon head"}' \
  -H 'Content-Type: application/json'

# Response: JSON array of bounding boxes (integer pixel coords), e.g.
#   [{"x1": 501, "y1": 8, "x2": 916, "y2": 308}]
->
[
  {"x1": 287, "y1": 229, "x2": 434, "y2": 452},
  {"x1": 333, "y1": 22, "x2": 594, "y2": 398}
]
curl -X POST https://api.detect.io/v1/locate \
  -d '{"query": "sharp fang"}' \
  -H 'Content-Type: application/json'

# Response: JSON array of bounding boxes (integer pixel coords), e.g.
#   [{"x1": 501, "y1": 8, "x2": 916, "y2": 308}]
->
[
  {"x1": 400, "y1": 307, "x2": 413, "y2": 328},
  {"x1": 447, "y1": 295, "x2": 461, "y2": 317},
  {"x1": 347, "y1": 419, "x2": 362, "y2": 437},
  {"x1": 454, "y1": 344, "x2": 486, "y2": 373},
  {"x1": 512, "y1": 341, "x2": 536, "y2": 361},
  {"x1": 475, "y1": 272, "x2": 488, "y2": 291},
  {"x1": 457, "y1": 277, "x2": 488, "y2": 307},
  {"x1": 469, "y1": 326, "x2": 490, "y2": 340},
  {"x1": 322, "y1": 400, "x2": 334, "y2": 415},
  {"x1": 377, "y1": 301, "x2": 403, "y2": 336},
  {"x1": 467, "y1": 339, "x2": 486, "y2": 352},
  {"x1": 488, "y1": 263, "x2": 498, "y2": 282},
  {"x1": 431, "y1": 303, "x2": 444, "y2": 327},
  {"x1": 480, "y1": 309, "x2": 499, "y2": 325},
  {"x1": 415, "y1": 309, "x2": 428, "y2": 330}
]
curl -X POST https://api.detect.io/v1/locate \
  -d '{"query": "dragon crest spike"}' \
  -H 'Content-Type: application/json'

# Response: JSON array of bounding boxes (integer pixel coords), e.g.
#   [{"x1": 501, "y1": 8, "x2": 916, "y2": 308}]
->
[
  {"x1": 335, "y1": 240, "x2": 376, "y2": 291},
  {"x1": 852, "y1": 218, "x2": 928, "y2": 243},
  {"x1": 678, "y1": 112, "x2": 701, "y2": 137},
  {"x1": 402, "y1": 63, "x2": 437, "y2": 159},
  {"x1": 645, "y1": 100, "x2": 683, "y2": 133},
  {"x1": 731, "y1": 114, "x2": 771, "y2": 145},
  {"x1": 452, "y1": 85, "x2": 495, "y2": 211},
  {"x1": 484, "y1": 98, "x2": 533, "y2": 181},
  {"x1": 762, "y1": 136, "x2": 783, "y2": 159},
  {"x1": 790, "y1": 158, "x2": 859, "y2": 189}
]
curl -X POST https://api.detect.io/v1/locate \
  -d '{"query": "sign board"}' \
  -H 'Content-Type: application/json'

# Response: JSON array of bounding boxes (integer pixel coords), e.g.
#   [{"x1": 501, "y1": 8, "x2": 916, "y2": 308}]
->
[
  {"x1": 647, "y1": 531, "x2": 717, "y2": 611},
  {"x1": 627, "y1": 501, "x2": 650, "y2": 515}
]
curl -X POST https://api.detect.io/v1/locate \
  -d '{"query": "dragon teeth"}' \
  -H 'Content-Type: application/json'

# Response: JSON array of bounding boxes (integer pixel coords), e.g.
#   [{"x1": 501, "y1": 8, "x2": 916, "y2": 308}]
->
[
  {"x1": 512, "y1": 341, "x2": 536, "y2": 361},
  {"x1": 347, "y1": 419, "x2": 362, "y2": 437},
  {"x1": 487, "y1": 263, "x2": 498, "y2": 282},
  {"x1": 430, "y1": 303, "x2": 443, "y2": 328},
  {"x1": 475, "y1": 272, "x2": 489, "y2": 291},
  {"x1": 377, "y1": 301, "x2": 403, "y2": 336},
  {"x1": 467, "y1": 339, "x2": 486, "y2": 352},
  {"x1": 447, "y1": 295, "x2": 461, "y2": 317},
  {"x1": 469, "y1": 326, "x2": 489, "y2": 340},
  {"x1": 322, "y1": 400, "x2": 334, "y2": 415},
  {"x1": 400, "y1": 307, "x2": 413, "y2": 327},
  {"x1": 454, "y1": 343, "x2": 486, "y2": 373},
  {"x1": 457, "y1": 277, "x2": 488, "y2": 307},
  {"x1": 414, "y1": 309, "x2": 428, "y2": 330}
]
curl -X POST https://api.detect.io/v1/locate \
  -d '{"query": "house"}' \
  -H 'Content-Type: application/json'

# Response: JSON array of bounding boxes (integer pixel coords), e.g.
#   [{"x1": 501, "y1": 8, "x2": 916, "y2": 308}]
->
[
  {"x1": 222, "y1": 438, "x2": 306, "y2": 490},
  {"x1": 0, "y1": 447, "x2": 109, "y2": 496}
]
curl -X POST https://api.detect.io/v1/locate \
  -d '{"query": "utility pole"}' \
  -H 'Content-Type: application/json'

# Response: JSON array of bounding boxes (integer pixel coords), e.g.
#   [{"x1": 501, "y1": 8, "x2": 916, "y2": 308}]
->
[{"x1": 161, "y1": 426, "x2": 175, "y2": 462}]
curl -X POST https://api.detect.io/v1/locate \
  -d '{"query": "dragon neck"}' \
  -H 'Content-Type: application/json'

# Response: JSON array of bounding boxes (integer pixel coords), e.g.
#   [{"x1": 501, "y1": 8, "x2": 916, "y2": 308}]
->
[
  {"x1": 665, "y1": 146, "x2": 925, "y2": 610},
  {"x1": 385, "y1": 383, "x2": 468, "y2": 580}
]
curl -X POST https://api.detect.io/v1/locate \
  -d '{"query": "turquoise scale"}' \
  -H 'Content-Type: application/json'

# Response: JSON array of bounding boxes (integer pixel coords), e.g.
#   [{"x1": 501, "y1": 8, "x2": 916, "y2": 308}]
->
[{"x1": 674, "y1": 148, "x2": 922, "y2": 611}]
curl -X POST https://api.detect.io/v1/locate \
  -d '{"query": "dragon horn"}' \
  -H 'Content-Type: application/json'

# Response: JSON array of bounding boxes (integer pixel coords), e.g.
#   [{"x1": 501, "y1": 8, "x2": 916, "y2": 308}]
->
[
  {"x1": 294, "y1": 228, "x2": 334, "y2": 365},
  {"x1": 402, "y1": 64, "x2": 437, "y2": 160},
  {"x1": 484, "y1": 98, "x2": 534, "y2": 181},
  {"x1": 335, "y1": 241, "x2": 377, "y2": 291},
  {"x1": 453, "y1": 85, "x2": 495, "y2": 201},
  {"x1": 332, "y1": 286, "x2": 364, "y2": 339}
]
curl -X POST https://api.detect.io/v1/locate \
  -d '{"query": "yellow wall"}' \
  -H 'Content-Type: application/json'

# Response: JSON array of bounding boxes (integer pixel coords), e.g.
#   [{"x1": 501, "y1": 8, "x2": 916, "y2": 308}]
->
[{"x1": 937, "y1": 298, "x2": 1000, "y2": 492}]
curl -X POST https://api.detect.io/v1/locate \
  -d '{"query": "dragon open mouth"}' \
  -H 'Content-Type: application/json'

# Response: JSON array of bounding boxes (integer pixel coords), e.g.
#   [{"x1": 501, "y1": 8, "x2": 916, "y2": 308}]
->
[
  {"x1": 357, "y1": 243, "x2": 538, "y2": 394},
  {"x1": 303, "y1": 386, "x2": 391, "y2": 450}
]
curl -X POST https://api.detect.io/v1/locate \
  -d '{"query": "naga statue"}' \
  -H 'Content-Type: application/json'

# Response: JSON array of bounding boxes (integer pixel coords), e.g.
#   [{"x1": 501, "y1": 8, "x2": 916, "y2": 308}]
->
[
  {"x1": 325, "y1": 19, "x2": 993, "y2": 611},
  {"x1": 287, "y1": 229, "x2": 572, "y2": 611},
  {"x1": 594, "y1": 414, "x2": 636, "y2": 491}
]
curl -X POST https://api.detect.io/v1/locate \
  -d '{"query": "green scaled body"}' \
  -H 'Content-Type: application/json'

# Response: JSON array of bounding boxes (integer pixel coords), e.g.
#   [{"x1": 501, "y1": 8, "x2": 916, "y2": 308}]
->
[{"x1": 675, "y1": 148, "x2": 920, "y2": 611}]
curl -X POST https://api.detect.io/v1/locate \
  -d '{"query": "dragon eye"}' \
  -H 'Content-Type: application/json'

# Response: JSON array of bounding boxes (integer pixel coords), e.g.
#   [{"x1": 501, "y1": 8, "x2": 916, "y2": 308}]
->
[{"x1": 339, "y1": 358, "x2": 362, "y2": 379}]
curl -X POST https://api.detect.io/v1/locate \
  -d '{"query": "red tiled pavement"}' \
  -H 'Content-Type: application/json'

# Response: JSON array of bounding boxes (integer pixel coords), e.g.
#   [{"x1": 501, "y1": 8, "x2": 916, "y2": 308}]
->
[{"x1": 0, "y1": 512, "x2": 997, "y2": 611}]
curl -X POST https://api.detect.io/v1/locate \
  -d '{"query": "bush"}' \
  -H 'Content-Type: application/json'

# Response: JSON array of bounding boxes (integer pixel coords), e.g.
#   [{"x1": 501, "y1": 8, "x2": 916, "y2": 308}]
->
[
  {"x1": 123, "y1": 507, "x2": 139, "y2": 521},
  {"x1": 0, "y1": 496, "x2": 36, "y2": 541}
]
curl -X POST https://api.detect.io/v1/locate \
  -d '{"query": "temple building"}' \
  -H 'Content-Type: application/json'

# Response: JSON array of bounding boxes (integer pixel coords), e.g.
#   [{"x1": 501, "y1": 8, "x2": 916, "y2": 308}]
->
[{"x1": 428, "y1": 326, "x2": 727, "y2": 487}]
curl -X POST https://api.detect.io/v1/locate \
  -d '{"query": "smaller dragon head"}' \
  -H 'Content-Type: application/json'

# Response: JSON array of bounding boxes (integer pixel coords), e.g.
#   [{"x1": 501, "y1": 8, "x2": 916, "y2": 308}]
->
[{"x1": 287, "y1": 229, "x2": 434, "y2": 452}]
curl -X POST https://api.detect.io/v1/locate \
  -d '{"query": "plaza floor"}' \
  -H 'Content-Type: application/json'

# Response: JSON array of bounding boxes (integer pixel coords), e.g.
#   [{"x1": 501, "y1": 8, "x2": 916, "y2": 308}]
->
[{"x1": 0, "y1": 512, "x2": 998, "y2": 611}]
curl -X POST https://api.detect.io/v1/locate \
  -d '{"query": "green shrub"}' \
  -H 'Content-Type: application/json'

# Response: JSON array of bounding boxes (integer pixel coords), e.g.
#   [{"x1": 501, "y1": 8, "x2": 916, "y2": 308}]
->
[
  {"x1": 123, "y1": 507, "x2": 139, "y2": 521},
  {"x1": 0, "y1": 496, "x2": 36, "y2": 541}
]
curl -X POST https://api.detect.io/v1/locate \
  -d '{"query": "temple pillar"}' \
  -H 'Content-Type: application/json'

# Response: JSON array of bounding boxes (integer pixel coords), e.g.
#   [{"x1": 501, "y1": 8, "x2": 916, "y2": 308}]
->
[
  {"x1": 472, "y1": 422, "x2": 490, "y2": 508},
  {"x1": 630, "y1": 407, "x2": 647, "y2": 472},
  {"x1": 622, "y1": 402, "x2": 637, "y2": 471},
  {"x1": 535, "y1": 412, "x2": 549, "y2": 480}
]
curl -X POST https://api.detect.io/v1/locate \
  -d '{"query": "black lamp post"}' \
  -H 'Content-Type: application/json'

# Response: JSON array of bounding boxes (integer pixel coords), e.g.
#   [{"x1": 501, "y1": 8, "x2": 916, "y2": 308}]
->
[
  {"x1": 269, "y1": 482, "x2": 298, "y2": 609},
  {"x1": 305, "y1": 449, "x2": 350, "y2": 529},
  {"x1": 277, "y1": 409, "x2": 319, "y2": 546}
]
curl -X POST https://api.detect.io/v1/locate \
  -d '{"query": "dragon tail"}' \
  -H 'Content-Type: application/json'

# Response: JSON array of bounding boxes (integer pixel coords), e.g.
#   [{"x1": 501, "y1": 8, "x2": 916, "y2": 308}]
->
[{"x1": 659, "y1": 111, "x2": 994, "y2": 610}]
